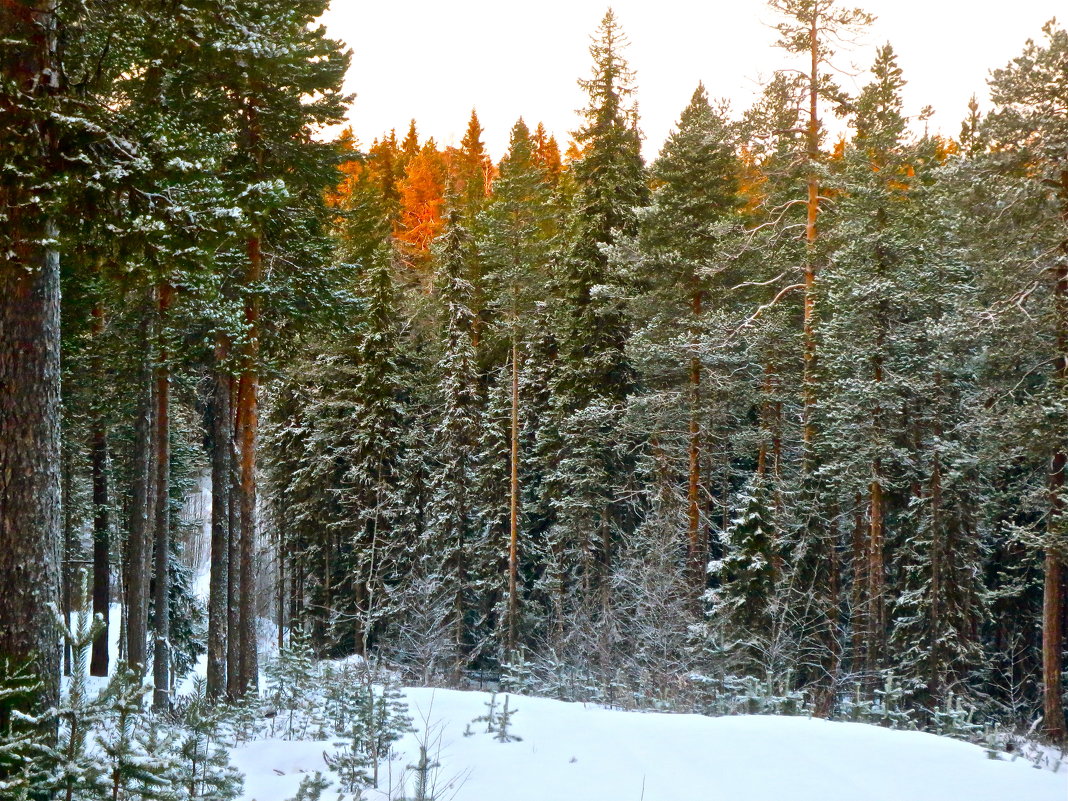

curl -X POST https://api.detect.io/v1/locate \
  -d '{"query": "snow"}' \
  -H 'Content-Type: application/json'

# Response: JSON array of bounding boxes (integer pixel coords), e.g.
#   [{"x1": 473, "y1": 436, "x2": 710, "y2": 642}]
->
[{"x1": 229, "y1": 687, "x2": 1067, "y2": 801}]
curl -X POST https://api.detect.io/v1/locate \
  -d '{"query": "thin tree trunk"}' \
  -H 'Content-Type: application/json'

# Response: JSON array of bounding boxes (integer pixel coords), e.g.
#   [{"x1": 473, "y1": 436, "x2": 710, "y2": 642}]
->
[
  {"x1": 206, "y1": 339, "x2": 231, "y2": 699},
  {"x1": 850, "y1": 492, "x2": 868, "y2": 677},
  {"x1": 151, "y1": 283, "x2": 173, "y2": 711},
  {"x1": 90, "y1": 423, "x2": 110, "y2": 677},
  {"x1": 62, "y1": 448, "x2": 74, "y2": 677},
  {"x1": 226, "y1": 371, "x2": 242, "y2": 698},
  {"x1": 507, "y1": 340, "x2": 520, "y2": 656},
  {"x1": 126, "y1": 325, "x2": 154, "y2": 674},
  {"x1": 90, "y1": 302, "x2": 110, "y2": 677},
  {"x1": 237, "y1": 234, "x2": 262, "y2": 695}
]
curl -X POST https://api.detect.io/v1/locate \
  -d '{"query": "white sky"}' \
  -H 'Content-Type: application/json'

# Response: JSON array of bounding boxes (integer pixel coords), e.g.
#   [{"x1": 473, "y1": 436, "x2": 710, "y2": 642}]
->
[{"x1": 319, "y1": 0, "x2": 1063, "y2": 159}]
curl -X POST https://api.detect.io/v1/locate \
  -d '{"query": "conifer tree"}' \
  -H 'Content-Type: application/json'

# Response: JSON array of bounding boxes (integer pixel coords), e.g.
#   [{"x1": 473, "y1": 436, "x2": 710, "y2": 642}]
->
[
  {"x1": 0, "y1": 0, "x2": 65, "y2": 720},
  {"x1": 478, "y1": 119, "x2": 557, "y2": 656},
  {"x1": 540, "y1": 11, "x2": 648, "y2": 664},
  {"x1": 985, "y1": 19, "x2": 1068, "y2": 740},
  {"x1": 427, "y1": 211, "x2": 482, "y2": 673},
  {"x1": 630, "y1": 83, "x2": 739, "y2": 590}
]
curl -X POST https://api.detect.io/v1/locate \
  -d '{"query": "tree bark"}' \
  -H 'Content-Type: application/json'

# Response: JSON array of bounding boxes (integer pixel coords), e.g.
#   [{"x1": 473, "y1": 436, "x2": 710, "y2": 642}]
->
[
  {"x1": 89, "y1": 427, "x2": 110, "y2": 677},
  {"x1": 226, "y1": 371, "x2": 242, "y2": 698},
  {"x1": 236, "y1": 234, "x2": 262, "y2": 695},
  {"x1": 507, "y1": 341, "x2": 520, "y2": 656},
  {"x1": 206, "y1": 339, "x2": 231, "y2": 699},
  {"x1": 151, "y1": 283, "x2": 173, "y2": 711},
  {"x1": 90, "y1": 303, "x2": 110, "y2": 677},
  {"x1": 0, "y1": 0, "x2": 63, "y2": 717},
  {"x1": 125, "y1": 334, "x2": 154, "y2": 674}
]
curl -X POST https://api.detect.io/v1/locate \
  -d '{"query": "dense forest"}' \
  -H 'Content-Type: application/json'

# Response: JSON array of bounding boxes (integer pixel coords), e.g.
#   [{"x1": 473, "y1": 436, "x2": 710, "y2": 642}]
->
[{"x1": 1, "y1": 0, "x2": 1067, "y2": 796}]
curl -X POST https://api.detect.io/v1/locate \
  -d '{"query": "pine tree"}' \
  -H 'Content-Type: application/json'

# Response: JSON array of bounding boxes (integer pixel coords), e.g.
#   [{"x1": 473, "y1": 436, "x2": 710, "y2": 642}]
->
[
  {"x1": 477, "y1": 119, "x2": 558, "y2": 658},
  {"x1": 766, "y1": 0, "x2": 874, "y2": 717}
]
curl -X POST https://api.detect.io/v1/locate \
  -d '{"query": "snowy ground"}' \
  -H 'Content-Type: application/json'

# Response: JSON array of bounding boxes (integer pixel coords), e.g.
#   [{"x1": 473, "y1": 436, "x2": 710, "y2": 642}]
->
[
  {"x1": 231, "y1": 687, "x2": 1067, "y2": 801},
  {"x1": 84, "y1": 583, "x2": 1064, "y2": 801}
]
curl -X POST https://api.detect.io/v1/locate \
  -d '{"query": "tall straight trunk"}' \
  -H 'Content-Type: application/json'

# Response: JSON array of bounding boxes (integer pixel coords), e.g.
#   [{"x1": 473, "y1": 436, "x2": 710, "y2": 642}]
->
[
  {"x1": 507, "y1": 340, "x2": 520, "y2": 656},
  {"x1": 90, "y1": 302, "x2": 110, "y2": 677},
  {"x1": 126, "y1": 328, "x2": 154, "y2": 674},
  {"x1": 1042, "y1": 204, "x2": 1067, "y2": 740},
  {"x1": 89, "y1": 427, "x2": 110, "y2": 676},
  {"x1": 206, "y1": 340, "x2": 231, "y2": 699},
  {"x1": 226, "y1": 372, "x2": 242, "y2": 698},
  {"x1": 62, "y1": 448, "x2": 75, "y2": 676},
  {"x1": 151, "y1": 283, "x2": 173, "y2": 711},
  {"x1": 0, "y1": 0, "x2": 63, "y2": 724},
  {"x1": 236, "y1": 234, "x2": 262, "y2": 695},
  {"x1": 687, "y1": 280, "x2": 703, "y2": 589}
]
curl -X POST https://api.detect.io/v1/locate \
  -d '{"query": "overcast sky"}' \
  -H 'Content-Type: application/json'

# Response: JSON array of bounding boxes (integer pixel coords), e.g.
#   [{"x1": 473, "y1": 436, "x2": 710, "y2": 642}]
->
[{"x1": 319, "y1": 0, "x2": 1062, "y2": 159}]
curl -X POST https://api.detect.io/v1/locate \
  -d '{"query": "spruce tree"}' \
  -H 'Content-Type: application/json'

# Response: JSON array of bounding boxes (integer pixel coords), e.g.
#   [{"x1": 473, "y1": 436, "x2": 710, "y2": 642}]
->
[
  {"x1": 427, "y1": 211, "x2": 482, "y2": 674},
  {"x1": 539, "y1": 11, "x2": 647, "y2": 677}
]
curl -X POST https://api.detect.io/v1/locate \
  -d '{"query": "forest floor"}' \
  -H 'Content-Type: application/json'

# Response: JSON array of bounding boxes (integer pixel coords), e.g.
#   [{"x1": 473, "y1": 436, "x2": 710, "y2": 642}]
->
[
  {"x1": 231, "y1": 684, "x2": 1066, "y2": 801},
  {"x1": 84, "y1": 582, "x2": 1067, "y2": 801}
]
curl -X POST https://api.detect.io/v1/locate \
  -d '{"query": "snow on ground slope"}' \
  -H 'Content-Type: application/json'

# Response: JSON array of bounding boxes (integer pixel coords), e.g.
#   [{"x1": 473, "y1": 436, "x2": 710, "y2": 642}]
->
[{"x1": 231, "y1": 688, "x2": 1066, "y2": 801}]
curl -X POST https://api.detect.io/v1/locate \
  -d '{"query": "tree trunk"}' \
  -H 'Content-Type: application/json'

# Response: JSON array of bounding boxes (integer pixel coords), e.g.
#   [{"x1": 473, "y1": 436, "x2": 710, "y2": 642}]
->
[
  {"x1": 236, "y1": 234, "x2": 262, "y2": 695},
  {"x1": 226, "y1": 371, "x2": 242, "y2": 698},
  {"x1": 89, "y1": 426, "x2": 110, "y2": 677},
  {"x1": 850, "y1": 492, "x2": 868, "y2": 676},
  {"x1": 62, "y1": 447, "x2": 75, "y2": 677},
  {"x1": 507, "y1": 340, "x2": 520, "y2": 656},
  {"x1": 151, "y1": 283, "x2": 173, "y2": 711},
  {"x1": 206, "y1": 340, "x2": 231, "y2": 699},
  {"x1": 0, "y1": 0, "x2": 63, "y2": 716},
  {"x1": 126, "y1": 331, "x2": 154, "y2": 674},
  {"x1": 0, "y1": 223, "x2": 61, "y2": 697},
  {"x1": 90, "y1": 302, "x2": 110, "y2": 678}
]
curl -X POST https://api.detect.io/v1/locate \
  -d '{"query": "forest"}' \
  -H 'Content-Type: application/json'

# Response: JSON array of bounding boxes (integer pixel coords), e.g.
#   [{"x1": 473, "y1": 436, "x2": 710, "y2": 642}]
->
[{"x1": 0, "y1": 0, "x2": 1066, "y2": 798}]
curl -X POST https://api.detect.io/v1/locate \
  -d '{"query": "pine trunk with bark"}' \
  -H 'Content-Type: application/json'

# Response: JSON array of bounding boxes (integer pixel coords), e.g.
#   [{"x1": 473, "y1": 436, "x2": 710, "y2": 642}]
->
[
  {"x1": 226, "y1": 370, "x2": 242, "y2": 698},
  {"x1": 90, "y1": 302, "x2": 110, "y2": 677},
  {"x1": 507, "y1": 341, "x2": 520, "y2": 656},
  {"x1": 151, "y1": 283, "x2": 173, "y2": 710},
  {"x1": 0, "y1": 0, "x2": 63, "y2": 717},
  {"x1": 125, "y1": 335, "x2": 154, "y2": 674},
  {"x1": 236, "y1": 234, "x2": 262, "y2": 696},
  {"x1": 206, "y1": 340, "x2": 231, "y2": 699}
]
